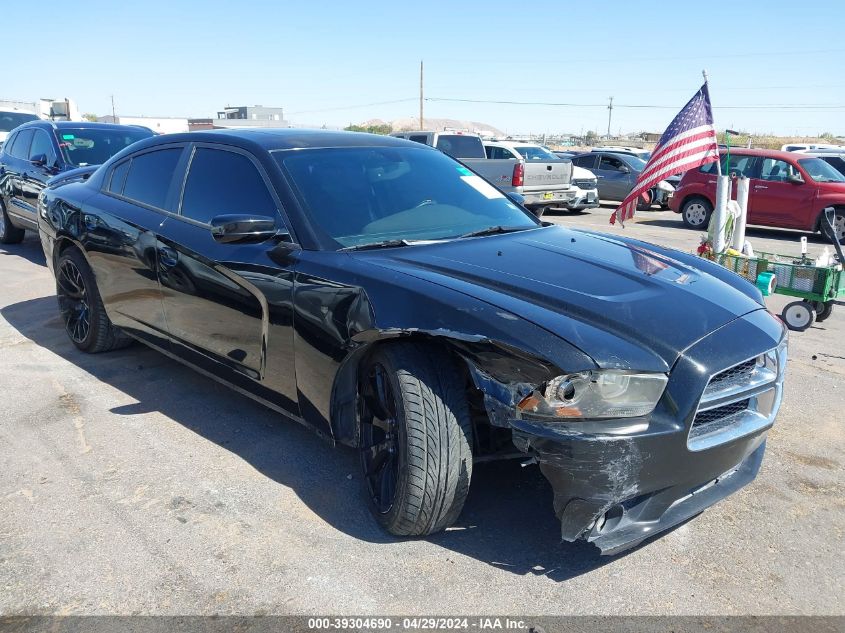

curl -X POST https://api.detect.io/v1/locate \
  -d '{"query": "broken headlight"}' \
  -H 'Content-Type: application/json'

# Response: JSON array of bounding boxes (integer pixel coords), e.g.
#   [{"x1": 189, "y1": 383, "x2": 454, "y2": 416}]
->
[{"x1": 518, "y1": 370, "x2": 668, "y2": 420}]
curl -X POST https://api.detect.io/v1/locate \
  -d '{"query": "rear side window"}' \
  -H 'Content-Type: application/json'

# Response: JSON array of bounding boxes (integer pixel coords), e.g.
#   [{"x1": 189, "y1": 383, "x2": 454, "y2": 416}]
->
[
  {"x1": 3, "y1": 131, "x2": 18, "y2": 155},
  {"x1": 9, "y1": 129, "x2": 33, "y2": 159},
  {"x1": 108, "y1": 160, "x2": 131, "y2": 194},
  {"x1": 180, "y1": 148, "x2": 276, "y2": 224},
  {"x1": 701, "y1": 154, "x2": 757, "y2": 176},
  {"x1": 122, "y1": 148, "x2": 182, "y2": 209},
  {"x1": 408, "y1": 135, "x2": 428, "y2": 144},
  {"x1": 573, "y1": 155, "x2": 597, "y2": 169},
  {"x1": 822, "y1": 156, "x2": 845, "y2": 175}
]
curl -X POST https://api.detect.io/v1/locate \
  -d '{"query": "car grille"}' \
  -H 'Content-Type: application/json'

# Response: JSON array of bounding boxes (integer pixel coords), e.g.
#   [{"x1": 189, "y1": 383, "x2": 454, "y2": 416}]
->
[
  {"x1": 687, "y1": 346, "x2": 784, "y2": 451},
  {"x1": 572, "y1": 179, "x2": 597, "y2": 190}
]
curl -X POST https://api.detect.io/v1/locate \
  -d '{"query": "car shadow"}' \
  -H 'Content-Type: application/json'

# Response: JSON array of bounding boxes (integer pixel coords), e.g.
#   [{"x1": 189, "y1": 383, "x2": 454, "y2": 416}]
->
[
  {"x1": 2, "y1": 295, "x2": 665, "y2": 581},
  {"x1": 636, "y1": 218, "x2": 834, "y2": 245},
  {"x1": 0, "y1": 234, "x2": 47, "y2": 266}
]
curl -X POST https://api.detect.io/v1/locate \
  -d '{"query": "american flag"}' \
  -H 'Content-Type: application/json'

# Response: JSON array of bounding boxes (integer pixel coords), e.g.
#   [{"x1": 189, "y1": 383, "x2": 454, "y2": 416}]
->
[{"x1": 610, "y1": 83, "x2": 719, "y2": 225}]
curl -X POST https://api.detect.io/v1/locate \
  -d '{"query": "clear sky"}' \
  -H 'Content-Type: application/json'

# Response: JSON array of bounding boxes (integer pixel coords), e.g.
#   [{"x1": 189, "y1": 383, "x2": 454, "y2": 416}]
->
[{"x1": 5, "y1": 0, "x2": 844, "y2": 136}]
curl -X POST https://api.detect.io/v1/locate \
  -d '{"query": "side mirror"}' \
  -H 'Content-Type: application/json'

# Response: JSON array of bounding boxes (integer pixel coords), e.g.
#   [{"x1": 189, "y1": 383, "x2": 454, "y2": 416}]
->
[
  {"x1": 619, "y1": 165, "x2": 631, "y2": 174},
  {"x1": 787, "y1": 172, "x2": 804, "y2": 184},
  {"x1": 210, "y1": 214, "x2": 278, "y2": 244},
  {"x1": 507, "y1": 192, "x2": 526, "y2": 206},
  {"x1": 30, "y1": 153, "x2": 48, "y2": 166}
]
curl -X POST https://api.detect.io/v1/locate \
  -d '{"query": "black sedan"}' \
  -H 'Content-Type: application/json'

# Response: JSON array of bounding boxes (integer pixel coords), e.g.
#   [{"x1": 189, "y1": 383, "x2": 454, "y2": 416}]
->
[
  {"x1": 38, "y1": 129, "x2": 787, "y2": 554},
  {"x1": 0, "y1": 120, "x2": 153, "y2": 244}
]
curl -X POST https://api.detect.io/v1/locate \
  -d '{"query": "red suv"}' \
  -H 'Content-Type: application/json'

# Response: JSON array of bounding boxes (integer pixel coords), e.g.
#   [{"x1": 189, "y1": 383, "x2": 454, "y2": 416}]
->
[{"x1": 669, "y1": 148, "x2": 845, "y2": 243}]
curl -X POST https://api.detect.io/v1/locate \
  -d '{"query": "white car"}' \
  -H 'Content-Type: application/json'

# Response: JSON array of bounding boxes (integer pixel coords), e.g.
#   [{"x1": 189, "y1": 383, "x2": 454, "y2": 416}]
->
[
  {"x1": 0, "y1": 109, "x2": 39, "y2": 147},
  {"x1": 781, "y1": 143, "x2": 844, "y2": 152},
  {"x1": 485, "y1": 141, "x2": 599, "y2": 211}
]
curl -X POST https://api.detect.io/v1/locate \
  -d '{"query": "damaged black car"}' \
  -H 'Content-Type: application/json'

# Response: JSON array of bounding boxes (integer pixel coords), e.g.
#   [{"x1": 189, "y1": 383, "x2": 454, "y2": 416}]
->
[{"x1": 37, "y1": 129, "x2": 787, "y2": 554}]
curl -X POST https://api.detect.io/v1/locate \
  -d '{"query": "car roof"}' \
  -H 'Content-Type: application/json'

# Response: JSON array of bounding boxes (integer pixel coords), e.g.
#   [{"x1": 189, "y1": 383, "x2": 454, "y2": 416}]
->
[
  {"x1": 143, "y1": 128, "x2": 425, "y2": 152},
  {"x1": 14, "y1": 120, "x2": 154, "y2": 133}
]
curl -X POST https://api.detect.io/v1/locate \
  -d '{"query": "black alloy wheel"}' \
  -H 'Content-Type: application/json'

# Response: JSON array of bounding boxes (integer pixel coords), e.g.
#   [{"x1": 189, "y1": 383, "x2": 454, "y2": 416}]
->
[
  {"x1": 359, "y1": 363, "x2": 400, "y2": 515},
  {"x1": 57, "y1": 257, "x2": 91, "y2": 344}
]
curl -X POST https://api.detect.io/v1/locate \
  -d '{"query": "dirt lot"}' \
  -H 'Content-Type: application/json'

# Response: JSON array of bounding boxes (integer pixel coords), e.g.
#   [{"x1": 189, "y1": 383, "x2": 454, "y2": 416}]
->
[{"x1": 1, "y1": 205, "x2": 843, "y2": 616}]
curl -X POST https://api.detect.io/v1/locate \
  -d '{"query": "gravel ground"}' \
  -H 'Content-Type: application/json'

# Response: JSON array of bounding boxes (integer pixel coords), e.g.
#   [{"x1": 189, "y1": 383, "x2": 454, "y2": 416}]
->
[{"x1": 0, "y1": 206, "x2": 842, "y2": 616}]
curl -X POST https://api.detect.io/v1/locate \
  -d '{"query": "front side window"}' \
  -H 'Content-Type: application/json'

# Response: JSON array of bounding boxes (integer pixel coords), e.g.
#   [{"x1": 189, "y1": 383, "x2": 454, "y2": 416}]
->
[
  {"x1": 122, "y1": 148, "x2": 183, "y2": 209},
  {"x1": 798, "y1": 157, "x2": 845, "y2": 183},
  {"x1": 29, "y1": 130, "x2": 57, "y2": 164},
  {"x1": 275, "y1": 146, "x2": 538, "y2": 249},
  {"x1": 180, "y1": 148, "x2": 276, "y2": 224},
  {"x1": 9, "y1": 129, "x2": 34, "y2": 160},
  {"x1": 599, "y1": 155, "x2": 626, "y2": 171},
  {"x1": 57, "y1": 127, "x2": 153, "y2": 167}
]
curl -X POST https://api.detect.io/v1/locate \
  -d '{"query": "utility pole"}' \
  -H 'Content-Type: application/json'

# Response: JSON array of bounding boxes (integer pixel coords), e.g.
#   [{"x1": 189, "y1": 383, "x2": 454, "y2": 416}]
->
[
  {"x1": 419, "y1": 60, "x2": 424, "y2": 130},
  {"x1": 606, "y1": 96, "x2": 613, "y2": 139},
  {"x1": 111, "y1": 95, "x2": 116, "y2": 121}
]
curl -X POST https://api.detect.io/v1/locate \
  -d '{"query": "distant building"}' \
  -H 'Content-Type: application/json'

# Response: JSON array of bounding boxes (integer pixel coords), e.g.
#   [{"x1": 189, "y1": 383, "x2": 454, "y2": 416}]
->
[
  {"x1": 98, "y1": 115, "x2": 188, "y2": 135},
  {"x1": 189, "y1": 104, "x2": 289, "y2": 131}
]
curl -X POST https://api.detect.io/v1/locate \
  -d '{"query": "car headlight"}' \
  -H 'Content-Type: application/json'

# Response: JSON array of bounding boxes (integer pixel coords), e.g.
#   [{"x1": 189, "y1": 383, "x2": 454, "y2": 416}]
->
[{"x1": 517, "y1": 370, "x2": 668, "y2": 420}]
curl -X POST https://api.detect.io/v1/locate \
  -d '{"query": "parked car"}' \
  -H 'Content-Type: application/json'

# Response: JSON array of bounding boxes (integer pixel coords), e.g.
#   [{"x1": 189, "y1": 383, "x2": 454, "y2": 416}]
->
[
  {"x1": 0, "y1": 109, "x2": 40, "y2": 147},
  {"x1": 669, "y1": 148, "x2": 845, "y2": 242},
  {"x1": 392, "y1": 131, "x2": 573, "y2": 217},
  {"x1": 781, "y1": 143, "x2": 843, "y2": 152},
  {"x1": 805, "y1": 150, "x2": 845, "y2": 178},
  {"x1": 0, "y1": 121, "x2": 153, "y2": 243},
  {"x1": 572, "y1": 151, "x2": 674, "y2": 208},
  {"x1": 484, "y1": 142, "x2": 599, "y2": 212},
  {"x1": 39, "y1": 129, "x2": 787, "y2": 554}
]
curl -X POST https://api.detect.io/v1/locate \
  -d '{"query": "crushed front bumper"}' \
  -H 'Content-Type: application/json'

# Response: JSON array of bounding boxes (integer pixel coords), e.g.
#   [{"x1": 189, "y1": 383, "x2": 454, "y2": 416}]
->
[{"x1": 510, "y1": 309, "x2": 787, "y2": 555}]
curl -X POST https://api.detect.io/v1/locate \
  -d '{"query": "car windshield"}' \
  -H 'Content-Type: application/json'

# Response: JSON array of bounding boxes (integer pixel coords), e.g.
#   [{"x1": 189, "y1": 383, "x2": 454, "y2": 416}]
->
[
  {"x1": 0, "y1": 111, "x2": 38, "y2": 132},
  {"x1": 515, "y1": 146, "x2": 559, "y2": 161},
  {"x1": 276, "y1": 146, "x2": 539, "y2": 249},
  {"x1": 798, "y1": 158, "x2": 845, "y2": 183},
  {"x1": 57, "y1": 127, "x2": 153, "y2": 166}
]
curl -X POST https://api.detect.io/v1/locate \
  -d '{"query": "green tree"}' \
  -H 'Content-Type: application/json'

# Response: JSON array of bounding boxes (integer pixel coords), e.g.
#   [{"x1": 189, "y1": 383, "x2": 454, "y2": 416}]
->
[
  {"x1": 82, "y1": 113, "x2": 98, "y2": 122},
  {"x1": 344, "y1": 124, "x2": 392, "y2": 135}
]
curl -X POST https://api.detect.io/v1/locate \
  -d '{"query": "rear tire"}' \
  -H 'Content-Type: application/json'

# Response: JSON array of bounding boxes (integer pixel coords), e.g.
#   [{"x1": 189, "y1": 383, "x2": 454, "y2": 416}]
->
[
  {"x1": 814, "y1": 301, "x2": 834, "y2": 322},
  {"x1": 0, "y1": 199, "x2": 25, "y2": 244},
  {"x1": 681, "y1": 197, "x2": 713, "y2": 229},
  {"x1": 56, "y1": 248, "x2": 133, "y2": 353},
  {"x1": 358, "y1": 342, "x2": 473, "y2": 537}
]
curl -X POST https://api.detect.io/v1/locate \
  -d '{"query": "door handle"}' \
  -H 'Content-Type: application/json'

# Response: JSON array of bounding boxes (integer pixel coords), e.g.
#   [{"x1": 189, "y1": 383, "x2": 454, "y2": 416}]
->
[
  {"x1": 754, "y1": 185, "x2": 768, "y2": 190},
  {"x1": 158, "y1": 246, "x2": 179, "y2": 268},
  {"x1": 707, "y1": 180, "x2": 717, "y2": 184}
]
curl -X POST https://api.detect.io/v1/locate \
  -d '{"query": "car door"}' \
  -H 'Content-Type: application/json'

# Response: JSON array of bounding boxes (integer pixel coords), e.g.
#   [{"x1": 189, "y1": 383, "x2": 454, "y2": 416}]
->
[
  {"x1": 747, "y1": 157, "x2": 811, "y2": 228},
  {"x1": 593, "y1": 154, "x2": 632, "y2": 201},
  {"x1": 82, "y1": 145, "x2": 187, "y2": 348},
  {"x1": 3, "y1": 128, "x2": 34, "y2": 223},
  {"x1": 19, "y1": 128, "x2": 60, "y2": 222},
  {"x1": 156, "y1": 143, "x2": 299, "y2": 416}
]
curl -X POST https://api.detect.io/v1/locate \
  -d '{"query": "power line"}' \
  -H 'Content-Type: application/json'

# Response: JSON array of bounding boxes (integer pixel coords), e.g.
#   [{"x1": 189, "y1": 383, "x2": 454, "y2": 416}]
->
[
  {"x1": 287, "y1": 98, "x2": 416, "y2": 116},
  {"x1": 425, "y1": 97, "x2": 845, "y2": 111}
]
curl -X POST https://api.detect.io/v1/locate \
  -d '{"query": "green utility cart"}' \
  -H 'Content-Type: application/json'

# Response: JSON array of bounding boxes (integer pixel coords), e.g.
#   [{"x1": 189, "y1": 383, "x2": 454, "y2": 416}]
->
[{"x1": 713, "y1": 249, "x2": 844, "y2": 331}]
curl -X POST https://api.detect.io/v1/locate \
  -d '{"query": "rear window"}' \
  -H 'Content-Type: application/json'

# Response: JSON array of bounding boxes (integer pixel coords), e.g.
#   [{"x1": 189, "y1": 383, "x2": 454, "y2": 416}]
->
[
  {"x1": 821, "y1": 156, "x2": 845, "y2": 176},
  {"x1": 0, "y1": 111, "x2": 38, "y2": 133},
  {"x1": 514, "y1": 146, "x2": 559, "y2": 161},
  {"x1": 57, "y1": 127, "x2": 154, "y2": 167},
  {"x1": 434, "y1": 135, "x2": 485, "y2": 159}
]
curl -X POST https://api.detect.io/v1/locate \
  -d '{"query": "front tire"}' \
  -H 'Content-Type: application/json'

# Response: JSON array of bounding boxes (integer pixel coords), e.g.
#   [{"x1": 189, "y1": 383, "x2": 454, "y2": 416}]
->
[
  {"x1": 814, "y1": 301, "x2": 834, "y2": 322},
  {"x1": 681, "y1": 197, "x2": 713, "y2": 229},
  {"x1": 782, "y1": 300, "x2": 816, "y2": 332},
  {"x1": 56, "y1": 248, "x2": 133, "y2": 353},
  {"x1": 0, "y1": 199, "x2": 25, "y2": 244},
  {"x1": 358, "y1": 342, "x2": 473, "y2": 536}
]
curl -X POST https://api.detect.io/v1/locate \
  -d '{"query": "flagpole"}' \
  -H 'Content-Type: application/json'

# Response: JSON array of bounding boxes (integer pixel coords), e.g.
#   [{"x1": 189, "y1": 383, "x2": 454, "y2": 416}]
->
[{"x1": 703, "y1": 69, "x2": 722, "y2": 177}]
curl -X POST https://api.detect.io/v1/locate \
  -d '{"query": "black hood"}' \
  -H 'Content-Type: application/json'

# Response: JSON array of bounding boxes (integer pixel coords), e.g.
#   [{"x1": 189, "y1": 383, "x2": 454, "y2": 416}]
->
[{"x1": 362, "y1": 226, "x2": 766, "y2": 372}]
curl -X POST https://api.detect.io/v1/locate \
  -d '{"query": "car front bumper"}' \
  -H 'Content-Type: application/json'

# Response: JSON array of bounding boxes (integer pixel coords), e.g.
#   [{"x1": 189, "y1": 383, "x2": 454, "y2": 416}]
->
[
  {"x1": 562, "y1": 189, "x2": 600, "y2": 210},
  {"x1": 508, "y1": 309, "x2": 787, "y2": 555}
]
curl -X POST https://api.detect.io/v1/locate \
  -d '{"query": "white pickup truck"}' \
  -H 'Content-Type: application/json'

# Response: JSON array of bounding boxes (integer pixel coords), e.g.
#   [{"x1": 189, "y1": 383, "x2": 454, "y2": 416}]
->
[{"x1": 391, "y1": 131, "x2": 573, "y2": 217}]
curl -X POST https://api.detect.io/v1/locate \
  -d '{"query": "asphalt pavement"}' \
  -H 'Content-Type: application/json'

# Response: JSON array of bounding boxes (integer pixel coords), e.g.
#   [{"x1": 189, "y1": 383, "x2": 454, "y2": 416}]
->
[{"x1": 1, "y1": 206, "x2": 842, "y2": 616}]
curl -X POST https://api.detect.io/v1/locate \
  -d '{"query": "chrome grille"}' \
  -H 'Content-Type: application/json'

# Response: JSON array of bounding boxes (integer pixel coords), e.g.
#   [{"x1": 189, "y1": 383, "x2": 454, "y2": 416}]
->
[
  {"x1": 707, "y1": 359, "x2": 757, "y2": 390},
  {"x1": 692, "y1": 399, "x2": 750, "y2": 432}
]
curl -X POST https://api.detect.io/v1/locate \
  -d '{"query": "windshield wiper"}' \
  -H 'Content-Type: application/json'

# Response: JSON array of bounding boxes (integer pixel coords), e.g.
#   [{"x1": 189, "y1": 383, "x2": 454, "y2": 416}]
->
[
  {"x1": 340, "y1": 239, "x2": 413, "y2": 252},
  {"x1": 457, "y1": 225, "x2": 532, "y2": 239}
]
